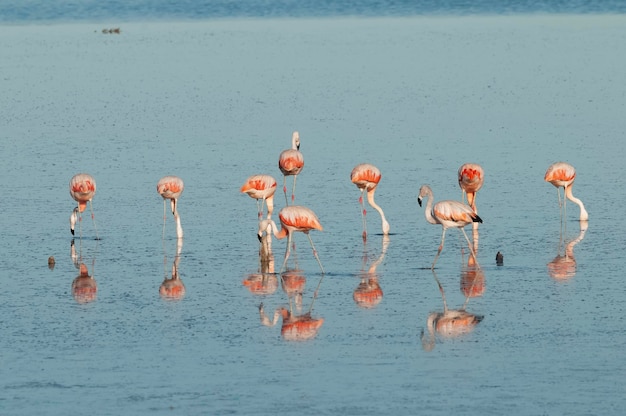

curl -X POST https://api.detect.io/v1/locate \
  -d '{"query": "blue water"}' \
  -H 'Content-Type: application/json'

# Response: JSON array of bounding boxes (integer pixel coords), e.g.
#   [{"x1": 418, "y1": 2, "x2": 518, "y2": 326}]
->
[
  {"x1": 2, "y1": 2, "x2": 626, "y2": 416},
  {"x1": 1, "y1": 0, "x2": 625, "y2": 23}
]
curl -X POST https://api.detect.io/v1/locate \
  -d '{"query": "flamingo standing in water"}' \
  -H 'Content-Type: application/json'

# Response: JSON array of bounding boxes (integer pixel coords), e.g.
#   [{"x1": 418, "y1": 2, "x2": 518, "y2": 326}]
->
[
  {"x1": 257, "y1": 205, "x2": 324, "y2": 274},
  {"x1": 278, "y1": 131, "x2": 304, "y2": 205},
  {"x1": 544, "y1": 162, "x2": 589, "y2": 221},
  {"x1": 350, "y1": 163, "x2": 390, "y2": 240},
  {"x1": 69, "y1": 173, "x2": 99, "y2": 239},
  {"x1": 458, "y1": 163, "x2": 484, "y2": 214},
  {"x1": 157, "y1": 176, "x2": 184, "y2": 239},
  {"x1": 417, "y1": 184, "x2": 482, "y2": 269},
  {"x1": 240, "y1": 174, "x2": 277, "y2": 219}
]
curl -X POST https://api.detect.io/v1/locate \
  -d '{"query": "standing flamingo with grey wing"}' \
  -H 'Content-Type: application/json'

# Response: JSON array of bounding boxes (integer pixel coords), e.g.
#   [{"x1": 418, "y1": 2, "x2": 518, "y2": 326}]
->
[{"x1": 417, "y1": 184, "x2": 482, "y2": 270}]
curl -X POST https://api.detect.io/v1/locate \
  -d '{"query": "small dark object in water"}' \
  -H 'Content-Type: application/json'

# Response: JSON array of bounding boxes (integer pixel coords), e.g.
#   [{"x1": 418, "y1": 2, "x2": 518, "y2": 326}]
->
[
  {"x1": 102, "y1": 28, "x2": 121, "y2": 34},
  {"x1": 48, "y1": 256, "x2": 55, "y2": 270},
  {"x1": 496, "y1": 251, "x2": 503, "y2": 266}
]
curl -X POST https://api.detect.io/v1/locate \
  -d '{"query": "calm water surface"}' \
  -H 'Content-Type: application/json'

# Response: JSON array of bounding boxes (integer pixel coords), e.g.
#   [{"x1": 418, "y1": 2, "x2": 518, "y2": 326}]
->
[{"x1": 1, "y1": 12, "x2": 626, "y2": 416}]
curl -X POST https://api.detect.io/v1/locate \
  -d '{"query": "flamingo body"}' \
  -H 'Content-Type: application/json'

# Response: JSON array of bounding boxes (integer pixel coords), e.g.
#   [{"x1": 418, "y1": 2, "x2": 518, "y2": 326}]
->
[
  {"x1": 458, "y1": 163, "x2": 484, "y2": 212},
  {"x1": 241, "y1": 174, "x2": 277, "y2": 219},
  {"x1": 69, "y1": 173, "x2": 98, "y2": 238},
  {"x1": 157, "y1": 175, "x2": 184, "y2": 239},
  {"x1": 258, "y1": 205, "x2": 325, "y2": 273},
  {"x1": 351, "y1": 163, "x2": 390, "y2": 238},
  {"x1": 544, "y1": 162, "x2": 588, "y2": 221},
  {"x1": 70, "y1": 173, "x2": 96, "y2": 212},
  {"x1": 418, "y1": 184, "x2": 482, "y2": 269},
  {"x1": 278, "y1": 131, "x2": 304, "y2": 204}
]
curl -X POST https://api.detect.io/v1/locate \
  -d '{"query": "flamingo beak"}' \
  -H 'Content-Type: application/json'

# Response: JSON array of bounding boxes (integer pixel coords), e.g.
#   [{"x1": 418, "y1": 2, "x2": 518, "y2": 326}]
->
[
  {"x1": 257, "y1": 233, "x2": 263, "y2": 243},
  {"x1": 418, "y1": 197, "x2": 423, "y2": 207}
]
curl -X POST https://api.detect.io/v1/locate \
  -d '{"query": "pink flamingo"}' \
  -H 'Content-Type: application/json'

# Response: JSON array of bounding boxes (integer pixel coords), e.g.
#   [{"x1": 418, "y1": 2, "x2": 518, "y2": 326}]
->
[
  {"x1": 157, "y1": 176, "x2": 184, "y2": 239},
  {"x1": 278, "y1": 131, "x2": 304, "y2": 205},
  {"x1": 458, "y1": 163, "x2": 484, "y2": 214},
  {"x1": 257, "y1": 205, "x2": 324, "y2": 274},
  {"x1": 417, "y1": 184, "x2": 482, "y2": 269},
  {"x1": 350, "y1": 163, "x2": 390, "y2": 240},
  {"x1": 69, "y1": 173, "x2": 99, "y2": 239},
  {"x1": 240, "y1": 174, "x2": 277, "y2": 219},
  {"x1": 544, "y1": 162, "x2": 588, "y2": 221}
]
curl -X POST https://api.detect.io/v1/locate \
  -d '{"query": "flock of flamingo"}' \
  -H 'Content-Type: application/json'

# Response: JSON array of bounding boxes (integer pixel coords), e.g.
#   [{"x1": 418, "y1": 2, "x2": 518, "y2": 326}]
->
[{"x1": 65, "y1": 132, "x2": 589, "y2": 342}]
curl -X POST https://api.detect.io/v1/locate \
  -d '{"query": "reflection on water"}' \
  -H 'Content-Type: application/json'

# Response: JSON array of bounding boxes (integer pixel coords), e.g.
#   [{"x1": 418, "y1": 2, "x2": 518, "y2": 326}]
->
[
  {"x1": 253, "y1": 227, "x2": 325, "y2": 341},
  {"x1": 159, "y1": 237, "x2": 185, "y2": 299},
  {"x1": 422, "y1": 270, "x2": 483, "y2": 352},
  {"x1": 354, "y1": 235, "x2": 389, "y2": 308},
  {"x1": 257, "y1": 271, "x2": 325, "y2": 341},
  {"x1": 460, "y1": 228, "x2": 485, "y2": 297},
  {"x1": 547, "y1": 221, "x2": 588, "y2": 281},
  {"x1": 70, "y1": 239, "x2": 97, "y2": 304}
]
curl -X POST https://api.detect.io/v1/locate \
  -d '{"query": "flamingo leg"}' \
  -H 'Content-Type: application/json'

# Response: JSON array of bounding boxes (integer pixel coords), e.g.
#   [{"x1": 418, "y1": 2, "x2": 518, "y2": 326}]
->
[
  {"x1": 162, "y1": 200, "x2": 167, "y2": 240},
  {"x1": 359, "y1": 188, "x2": 367, "y2": 241},
  {"x1": 256, "y1": 199, "x2": 262, "y2": 219},
  {"x1": 281, "y1": 233, "x2": 293, "y2": 273},
  {"x1": 291, "y1": 175, "x2": 297, "y2": 203},
  {"x1": 460, "y1": 227, "x2": 479, "y2": 266},
  {"x1": 89, "y1": 200, "x2": 99, "y2": 240},
  {"x1": 283, "y1": 175, "x2": 289, "y2": 206},
  {"x1": 432, "y1": 228, "x2": 447, "y2": 270},
  {"x1": 306, "y1": 233, "x2": 325, "y2": 274}
]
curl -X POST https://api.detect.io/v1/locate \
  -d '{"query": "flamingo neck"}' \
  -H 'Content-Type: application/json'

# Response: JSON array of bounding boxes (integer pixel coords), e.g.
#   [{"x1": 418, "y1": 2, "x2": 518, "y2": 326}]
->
[
  {"x1": 565, "y1": 185, "x2": 588, "y2": 221},
  {"x1": 422, "y1": 194, "x2": 439, "y2": 225},
  {"x1": 367, "y1": 189, "x2": 390, "y2": 234},
  {"x1": 266, "y1": 196, "x2": 274, "y2": 219}
]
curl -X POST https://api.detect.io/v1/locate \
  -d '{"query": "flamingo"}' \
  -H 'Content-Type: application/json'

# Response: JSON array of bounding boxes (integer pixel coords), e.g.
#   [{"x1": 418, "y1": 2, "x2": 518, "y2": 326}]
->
[
  {"x1": 240, "y1": 174, "x2": 277, "y2": 219},
  {"x1": 69, "y1": 173, "x2": 99, "y2": 240},
  {"x1": 421, "y1": 270, "x2": 483, "y2": 352},
  {"x1": 257, "y1": 205, "x2": 324, "y2": 274},
  {"x1": 157, "y1": 176, "x2": 184, "y2": 239},
  {"x1": 544, "y1": 162, "x2": 588, "y2": 221},
  {"x1": 417, "y1": 184, "x2": 482, "y2": 270},
  {"x1": 458, "y1": 163, "x2": 484, "y2": 214},
  {"x1": 350, "y1": 163, "x2": 390, "y2": 240},
  {"x1": 278, "y1": 131, "x2": 304, "y2": 205}
]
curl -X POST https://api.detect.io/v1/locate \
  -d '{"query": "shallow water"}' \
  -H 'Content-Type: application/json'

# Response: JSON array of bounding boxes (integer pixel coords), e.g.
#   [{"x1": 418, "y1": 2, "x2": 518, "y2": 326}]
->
[{"x1": 2, "y1": 15, "x2": 626, "y2": 415}]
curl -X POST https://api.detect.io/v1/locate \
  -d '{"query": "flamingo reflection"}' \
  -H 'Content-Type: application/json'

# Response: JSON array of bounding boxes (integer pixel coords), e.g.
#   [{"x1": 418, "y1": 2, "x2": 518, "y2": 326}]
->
[
  {"x1": 354, "y1": 235, "x2": 389, "y2": 308},
  {"x1": 547, "y1": 221, "x2": 588, "y2": 281},
  {"x1": 460, "y1": 227, "x2": 485, "y2": 298},
  {"x1": 70, "y1": 240, "x2": 97, "y2": 304},
  {"x1": 421, "y1": 270, "x2": 483, "y2": 352},
  {"x1": 243, "y1": 221, "x2": 278, "y2": 295},
  {"x1": 258, "y1": 273, "x2": 325, "y2": 341},
  {"x1": 160, "y1": 237, "x2": 185, "y2": 299}
]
